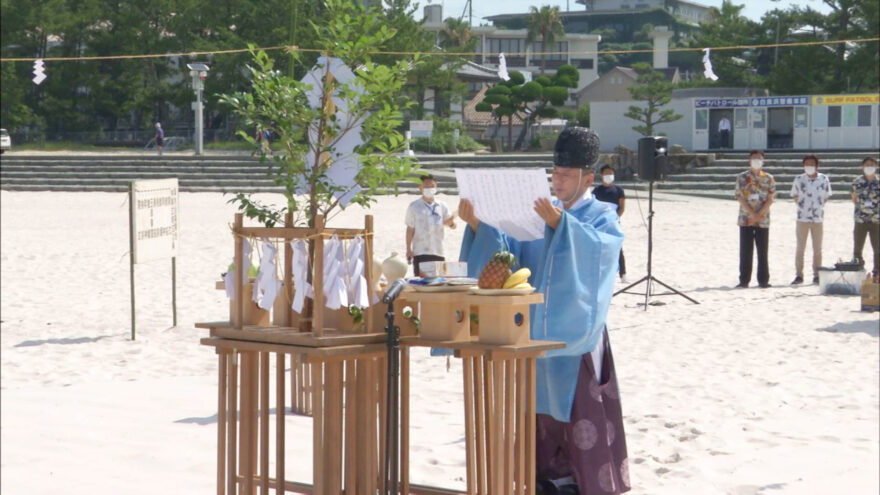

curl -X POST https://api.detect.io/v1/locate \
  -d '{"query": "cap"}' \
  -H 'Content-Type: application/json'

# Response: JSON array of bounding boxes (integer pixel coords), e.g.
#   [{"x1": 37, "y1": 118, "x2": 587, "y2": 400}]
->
[{"x1": 553, "y1": 127, "x2": 600, "y2": 169}]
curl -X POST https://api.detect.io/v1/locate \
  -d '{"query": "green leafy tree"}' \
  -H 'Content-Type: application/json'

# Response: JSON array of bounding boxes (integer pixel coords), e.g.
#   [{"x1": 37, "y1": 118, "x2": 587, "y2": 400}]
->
[
  {"x1": 689, "y1": 1, "x2": 765, "y2": 88},
  {"x1": 220, "y1": 0, "x2": 419, "y2": 329},
  {"x1": 624, "y1": 63, "x2": 682, "y2": 136},
  {"x1": 526, "y1": 5, "x2": 565, "y2": 75},
  {"x1": 513, "y1": 65, "x2": 579, "y2": 150}
]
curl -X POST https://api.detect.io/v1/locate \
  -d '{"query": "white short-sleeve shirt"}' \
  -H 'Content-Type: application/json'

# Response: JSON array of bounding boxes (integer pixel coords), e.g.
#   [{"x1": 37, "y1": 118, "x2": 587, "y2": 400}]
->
[{"x1": 405, "y1": 198, "x2": 450, "y2": 256}]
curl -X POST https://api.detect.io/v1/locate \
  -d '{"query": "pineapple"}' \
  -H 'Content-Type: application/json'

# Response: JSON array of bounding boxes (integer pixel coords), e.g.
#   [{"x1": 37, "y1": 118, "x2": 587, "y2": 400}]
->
[{"x1": 478, "y1": 251, "x2": 518, "y2": 289}]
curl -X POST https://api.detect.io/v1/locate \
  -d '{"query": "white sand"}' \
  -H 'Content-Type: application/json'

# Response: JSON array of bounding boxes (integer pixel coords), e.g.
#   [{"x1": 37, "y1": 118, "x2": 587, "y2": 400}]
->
[{"x1": 1, "y1": 189, "x2": 877, "y2": 494}]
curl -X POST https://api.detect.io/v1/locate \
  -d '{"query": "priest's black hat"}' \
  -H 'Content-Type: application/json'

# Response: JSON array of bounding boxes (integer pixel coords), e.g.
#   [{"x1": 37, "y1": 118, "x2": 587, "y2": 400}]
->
[{"x1": 553, "y1": 127, "x2": 600, "y2": 169}]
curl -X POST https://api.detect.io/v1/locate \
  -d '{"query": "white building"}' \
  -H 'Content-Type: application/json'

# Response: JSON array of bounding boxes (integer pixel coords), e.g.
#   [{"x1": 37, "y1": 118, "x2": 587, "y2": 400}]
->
[
  {"x1": 422, "y1": 5, "x2": 600, "y2": 93},
  {"x1": 590, "y1": 90, "x2": 880, "y2": 151},
  {"x1": 576, "y1": 0, "x2": 713, "y2": 24}
]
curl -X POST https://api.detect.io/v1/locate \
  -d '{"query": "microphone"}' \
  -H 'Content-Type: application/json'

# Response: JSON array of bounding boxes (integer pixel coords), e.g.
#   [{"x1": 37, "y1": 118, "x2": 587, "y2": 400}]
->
[{"x1": 382, "y1": 278, "x2": 407, "y2": 304}]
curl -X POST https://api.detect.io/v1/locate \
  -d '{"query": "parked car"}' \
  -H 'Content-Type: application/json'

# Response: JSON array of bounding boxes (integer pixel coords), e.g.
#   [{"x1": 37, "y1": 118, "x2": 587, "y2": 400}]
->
[{"x1": 0, "y1": 128, "x2": 10, "y2": 153}]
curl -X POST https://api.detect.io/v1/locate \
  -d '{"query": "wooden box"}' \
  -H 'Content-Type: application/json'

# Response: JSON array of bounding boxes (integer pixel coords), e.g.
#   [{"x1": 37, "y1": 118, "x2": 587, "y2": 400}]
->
[
  {"x1": 861, "y1": 279, "x2": 879, "y2": 312},
  {"x1": 400, "y1": 291, "x2": 470, "y2": 341},
  {"x1": 468, "y1": 293, "x2": 544, "y2": 345}
]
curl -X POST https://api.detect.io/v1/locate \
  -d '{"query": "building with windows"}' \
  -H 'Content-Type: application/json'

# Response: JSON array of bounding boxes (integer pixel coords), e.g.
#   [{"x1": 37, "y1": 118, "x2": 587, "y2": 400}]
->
[
  {"x1": 576, "y1": 0, "x2": 712, "y2": 24},
  {"x1": 590, "y1": 90, "x2": 880, "y2": 151},
  {"x1": 422, "y1": 5, "x2": 600, "y2": 93}
]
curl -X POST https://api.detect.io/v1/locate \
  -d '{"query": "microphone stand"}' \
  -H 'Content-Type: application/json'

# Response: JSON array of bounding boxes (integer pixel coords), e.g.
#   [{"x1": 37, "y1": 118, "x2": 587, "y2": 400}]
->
[{"x1": 383, "y1": 296, "x2": 401, "y2": 494}]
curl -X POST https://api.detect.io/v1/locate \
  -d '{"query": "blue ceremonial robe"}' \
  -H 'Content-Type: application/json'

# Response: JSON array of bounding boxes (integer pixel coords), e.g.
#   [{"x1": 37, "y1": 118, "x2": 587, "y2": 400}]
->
[{"x1": 460, "y1": 196, "x2": 623, "y2": 422}]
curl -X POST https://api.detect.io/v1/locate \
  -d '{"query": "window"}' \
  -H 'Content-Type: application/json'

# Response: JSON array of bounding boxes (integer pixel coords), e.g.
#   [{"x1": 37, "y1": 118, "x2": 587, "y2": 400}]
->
[
  {"x1": 828, "y1": 106, "x2": 841, "y2": 127},
  {"x1": 531, "y1": 41, "x2": 568, "y2": 61},
  {"x1": 695, "y1": 109, "x2": 708, "y2": 130},
  {"x1": 857, "y1": 105, "x2": 872, "y2": 127},
  {"x1": 488, "y1": 38, "x2": 522, "y2": 56},
  {"x1": 574, "y1": 59, "x2": 594, "y2": 69}
]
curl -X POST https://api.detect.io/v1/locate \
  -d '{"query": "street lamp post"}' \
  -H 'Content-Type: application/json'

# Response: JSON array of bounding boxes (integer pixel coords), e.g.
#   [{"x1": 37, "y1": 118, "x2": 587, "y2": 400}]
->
[{"x1": 187, "y1": 63, "x2": 210, "y2": 155}]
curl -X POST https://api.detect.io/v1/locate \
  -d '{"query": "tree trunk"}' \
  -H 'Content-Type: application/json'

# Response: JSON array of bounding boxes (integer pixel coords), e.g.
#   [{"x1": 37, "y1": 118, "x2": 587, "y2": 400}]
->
[{"x1": 507, "y1": 115, "x2": 514, "y2": 151}]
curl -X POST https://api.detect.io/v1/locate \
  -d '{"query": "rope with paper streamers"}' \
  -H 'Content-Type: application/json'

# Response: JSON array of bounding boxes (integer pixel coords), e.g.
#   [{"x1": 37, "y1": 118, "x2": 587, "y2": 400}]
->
[{"x1": 1, "y1": 37, "x2": 877, "y2": 63}]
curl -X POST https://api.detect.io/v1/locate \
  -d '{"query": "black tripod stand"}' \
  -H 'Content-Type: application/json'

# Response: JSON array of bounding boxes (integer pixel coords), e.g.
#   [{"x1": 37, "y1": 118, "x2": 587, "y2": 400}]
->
[
  {"x1": 381, "y1": 279, "x2": 407, "y2": 495},
  {"x1": 613, "y1": 180, "x2": 699, "y2": 309}
]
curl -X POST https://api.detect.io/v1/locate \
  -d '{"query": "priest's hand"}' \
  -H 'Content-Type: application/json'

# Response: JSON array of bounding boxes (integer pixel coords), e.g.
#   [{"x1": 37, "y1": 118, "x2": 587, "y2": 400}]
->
[
  {"x1": 534, "y1": 197, "x2": 562, "y2": 230},
  {"x1": 458, "y1": 199, "x2": 479, "y2": 232}
]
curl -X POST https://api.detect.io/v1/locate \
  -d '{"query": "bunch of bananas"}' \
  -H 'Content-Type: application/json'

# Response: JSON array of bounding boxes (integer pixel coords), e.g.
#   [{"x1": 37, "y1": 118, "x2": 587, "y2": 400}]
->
[{"x1": 502, "y1": 268, "x2": 533, "y2": 289}]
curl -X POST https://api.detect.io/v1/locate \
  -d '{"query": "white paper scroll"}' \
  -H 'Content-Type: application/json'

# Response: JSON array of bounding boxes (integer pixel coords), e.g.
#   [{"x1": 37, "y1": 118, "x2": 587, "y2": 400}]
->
[
  {"x1": 290, "y1": 239, "x2": 314, "y2": 313},
  {"x1": 455, "y1": 168, "x2": 552, "y2": 241},
  {"x1": 702, "y1": 48, "x2": 719, "y2": 81},
  {"x1": 224, "y1": 238, "x2": 252, "y2": 299},
  {"x1": 252, "y1": 239, "x2": 281, "y2": 311},
  {"x1": 346, "y1": 236, "x2": 369, "y2": 309},
  {"x1": 322, "y1": 235, "x2": 349, "y2": 310}
]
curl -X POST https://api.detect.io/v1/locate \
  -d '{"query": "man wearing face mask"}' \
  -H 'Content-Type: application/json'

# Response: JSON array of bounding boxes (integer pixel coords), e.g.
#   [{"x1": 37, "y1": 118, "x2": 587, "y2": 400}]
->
[
  {"x1": 790, "y1": 155, "x2": 832, "y2": 285},
  {"x1": 405, "y1": 174, "x2": 456, "y2": 277},
  {"x1": 594, "y1": 164, "x2": 627, "y2": 282},
  {"x1": 735, "y1": 150, "x2": 775, "y2": 288},
  {"x1": 851, "y1": 157, "x2": 880, "y2": 280},
  {"x1": 458, "y1": 127, "x2": 630, "y2": 495}
]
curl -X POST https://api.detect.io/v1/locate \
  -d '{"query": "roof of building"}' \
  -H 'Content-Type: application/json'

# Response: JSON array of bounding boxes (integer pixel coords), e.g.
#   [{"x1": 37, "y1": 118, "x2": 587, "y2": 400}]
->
[
  {"x1": 463, "y1": 86, "x2": 526, "y2": 127},
  {"x1": 455, "y1": 61, "x2": 503, "y2": 82}
]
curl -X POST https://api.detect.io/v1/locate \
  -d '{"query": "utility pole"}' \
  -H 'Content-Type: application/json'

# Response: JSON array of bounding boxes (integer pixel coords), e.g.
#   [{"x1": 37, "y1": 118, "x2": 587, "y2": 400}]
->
[{"x1": 187, "y1": 63, "x2": 209, "y2": 155}]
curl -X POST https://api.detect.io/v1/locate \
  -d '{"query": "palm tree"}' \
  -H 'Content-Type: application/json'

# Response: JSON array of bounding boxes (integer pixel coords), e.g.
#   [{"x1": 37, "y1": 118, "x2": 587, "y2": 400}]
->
[
  {"x1": 439, "y1": 17, "x2": 473, "y2": 50},
  {"x1": 526, "y1": 5, "x2": 565, "y2": 75}
]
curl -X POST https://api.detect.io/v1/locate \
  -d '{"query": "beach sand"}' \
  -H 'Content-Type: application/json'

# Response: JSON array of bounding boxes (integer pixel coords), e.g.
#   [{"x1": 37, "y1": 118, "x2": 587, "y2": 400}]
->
[{"x1": 1, "y1": 189, "x2": 877, "y2": 494}]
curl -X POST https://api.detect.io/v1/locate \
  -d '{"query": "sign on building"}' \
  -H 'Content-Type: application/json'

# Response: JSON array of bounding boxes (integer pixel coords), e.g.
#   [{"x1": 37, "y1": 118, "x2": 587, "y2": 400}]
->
[
  {"x1": 131, "y1": 178, "x2": 179, "y2": 264},
  {"x1": 410, "y1": 120, "x2": 434, "y2": 138}
]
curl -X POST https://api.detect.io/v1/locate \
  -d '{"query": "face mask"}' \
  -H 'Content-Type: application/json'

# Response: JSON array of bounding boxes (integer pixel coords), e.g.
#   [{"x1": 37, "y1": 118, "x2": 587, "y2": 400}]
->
[
  {"x1": 865, "y1": 167, "x2": 877, "y2": 176},
  {"x1": 422, "y1": 187, "x2": 437, "y2": 199},
  {"x1": 602, "y1": 174, "x2": 615, "y2": 185},
  {"x1": 750, "y1": 159, "x2": 763, "y2": 170},
  {"x1": 804, "y1": 166, "x2": 816, "y2": 175}
]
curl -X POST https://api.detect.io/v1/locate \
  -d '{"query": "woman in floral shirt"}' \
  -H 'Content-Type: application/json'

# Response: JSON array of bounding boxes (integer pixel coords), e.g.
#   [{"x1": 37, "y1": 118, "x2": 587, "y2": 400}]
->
[{"x1": 852, "y1": 157, "x2": 879, "y2": 279}]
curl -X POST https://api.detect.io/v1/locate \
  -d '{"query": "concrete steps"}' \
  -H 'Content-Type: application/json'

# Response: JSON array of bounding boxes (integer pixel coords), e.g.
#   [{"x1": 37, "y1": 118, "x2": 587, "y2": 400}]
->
[{"x1": 2, "y1": 151, "x2": 875, "y2": 200}]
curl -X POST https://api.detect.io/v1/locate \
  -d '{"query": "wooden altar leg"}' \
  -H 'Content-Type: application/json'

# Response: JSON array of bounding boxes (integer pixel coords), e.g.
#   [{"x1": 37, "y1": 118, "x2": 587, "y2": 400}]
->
[
  {"x1": 312, "y1": 361, "x2": 324, "y2": 495},
  {"x1": 228, "y1": 351, "x2": 239, "y2": 495},
  {"x1": 474, "y1": 355, "x2": 487, "y2": 495},
  {"x1": 491, "y1": 360, "x2": 504, "y2": 495},
  {"x1": 516, "y1": 358, "x2": 526, "y2": 495},
  {"x1": 324, "y1": 360, "x2": 344, "y2": 495},
  {"x1": 218, "y1": 352, "x2": 227, "y2": 495},
  {"x1": 367, "y1": 358, "x2": 378, "y2": 495},
  {"x1": 242, "y1": 352, "x2": 256, "y2": 495},
  {"x1": 275, "y1": 353, "x2": 286, "y2": 495},
  {"x1": 505, "y1": 359, "x2": 515, "y2": 495},
  {"x1": 462, "y1": 355, "x2": 476, "y2": 495},
  {"x1": 344, "y1": 360, "x2": 356, "y2": 493},
  {"x1": 526, "y1": 358, "x2": 536, "y2": 495},
  {"x1": 401, "y1": 347, "x2": 411, "y2": 495},
  {"x1": 260, "y1": 352, "x2": 270, "y2": 494},
  {"x1": 378, "y1": 354, "x2": 387, "y2": 495}
]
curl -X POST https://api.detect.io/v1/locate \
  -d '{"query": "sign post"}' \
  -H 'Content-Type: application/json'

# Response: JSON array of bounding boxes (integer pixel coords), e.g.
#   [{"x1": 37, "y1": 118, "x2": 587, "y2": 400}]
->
[{"x1": 129, "y1": 178, "x2": 180, "y2": 340}]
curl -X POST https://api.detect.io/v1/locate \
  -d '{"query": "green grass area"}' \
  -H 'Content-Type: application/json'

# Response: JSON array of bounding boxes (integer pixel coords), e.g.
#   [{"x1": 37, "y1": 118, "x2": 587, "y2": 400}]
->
[{"x1": 205, "y1": 140, "x2": 257, "y2": 151}]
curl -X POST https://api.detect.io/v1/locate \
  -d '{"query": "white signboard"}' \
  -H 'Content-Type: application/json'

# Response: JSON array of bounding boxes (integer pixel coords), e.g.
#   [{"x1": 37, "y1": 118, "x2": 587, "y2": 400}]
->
[
  {"x1": 454, "y1": 168, "x2": 551, "y2": 241},
  {"x1": 410, "y1": 120, "x2": 434, "y2": 138},
  {"x1": 131, "y1": 178, "x2": 179, "y2": 264}
]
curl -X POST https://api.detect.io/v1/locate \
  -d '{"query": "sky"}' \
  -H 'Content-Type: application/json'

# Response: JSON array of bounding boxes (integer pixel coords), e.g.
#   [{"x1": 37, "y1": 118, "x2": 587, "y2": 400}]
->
[{"x1": 424, "y1": 0, "x2": 833, "y2": 24}]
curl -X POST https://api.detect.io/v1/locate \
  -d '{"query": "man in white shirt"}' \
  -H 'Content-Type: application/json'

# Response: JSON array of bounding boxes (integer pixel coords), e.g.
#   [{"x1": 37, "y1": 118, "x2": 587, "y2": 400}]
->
[
  {"x1": 790, "y1": 154, "x2": 832, "y2": 284},
  {"x1": 718, "y1": 116, "x2": 732, "y2": 149},
  {"x1": 405, "y1": 174, "x2": 456, "y2": 277}
]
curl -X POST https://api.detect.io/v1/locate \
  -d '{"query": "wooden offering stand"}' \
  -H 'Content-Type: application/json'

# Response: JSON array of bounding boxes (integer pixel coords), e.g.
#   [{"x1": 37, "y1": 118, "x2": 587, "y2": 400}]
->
[
  {"x1": 399, "y1": 290, "x2": 565, "y2": 495},
  {"x1": 198, "y1": 213, "x2": 415, "y2": 495}
]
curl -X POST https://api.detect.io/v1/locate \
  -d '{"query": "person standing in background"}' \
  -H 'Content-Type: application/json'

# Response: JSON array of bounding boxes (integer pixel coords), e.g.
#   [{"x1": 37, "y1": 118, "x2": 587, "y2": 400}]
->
[
  {"x1": 735, "y1": 150, "x2": 775, "y2": 288},
  {"x1": 153, "y1": 123, "x2": 164, "y2": 155},
  {"x1": 852, "y1": 157, "x2": 880, "y2": 280},
  {"x1": 594, "y1": 164, "x2": 627, "y2": 282},
  {"x1": 405, "y1": 174, "x2": 456, "y2": 277},
  {"x1": 790, "y1": 155, "x2": 831, "y2": 285},
  {"x1": 718, "y1": 116, "x2": 732, "y2": 149}
]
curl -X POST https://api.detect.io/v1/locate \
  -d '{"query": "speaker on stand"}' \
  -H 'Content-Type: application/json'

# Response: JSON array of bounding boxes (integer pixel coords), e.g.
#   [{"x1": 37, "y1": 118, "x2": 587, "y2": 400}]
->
[{"x1": 614, "y1": 136, "x2": 699, "y2": 308}]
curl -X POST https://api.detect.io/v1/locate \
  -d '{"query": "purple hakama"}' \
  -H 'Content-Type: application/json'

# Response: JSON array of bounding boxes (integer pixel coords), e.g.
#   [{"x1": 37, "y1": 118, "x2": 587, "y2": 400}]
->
[{"x1": 536, "y1": 330, "x2": 630, "y2": 494}]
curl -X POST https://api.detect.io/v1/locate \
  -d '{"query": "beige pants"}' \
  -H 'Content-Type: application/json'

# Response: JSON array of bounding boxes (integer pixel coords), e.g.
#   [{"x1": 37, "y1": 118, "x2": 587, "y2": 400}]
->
[{"x1": 795, "y1": 221, "x2": 823, "y2": 278}]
